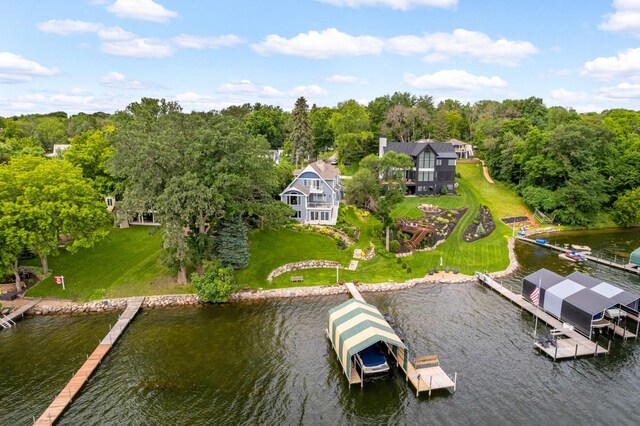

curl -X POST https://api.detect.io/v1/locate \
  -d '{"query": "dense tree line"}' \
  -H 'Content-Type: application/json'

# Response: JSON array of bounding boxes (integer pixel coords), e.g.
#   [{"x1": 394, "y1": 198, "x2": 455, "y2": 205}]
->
[{"x1": 2, "y1": 93, "x2": 640, "y2": 291}]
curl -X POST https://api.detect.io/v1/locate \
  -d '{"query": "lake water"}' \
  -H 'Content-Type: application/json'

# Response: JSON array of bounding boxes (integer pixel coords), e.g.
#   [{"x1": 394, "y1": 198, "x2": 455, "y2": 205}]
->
[{"x1": 2, "y1": 229, "x2": 640, "y2": 425}]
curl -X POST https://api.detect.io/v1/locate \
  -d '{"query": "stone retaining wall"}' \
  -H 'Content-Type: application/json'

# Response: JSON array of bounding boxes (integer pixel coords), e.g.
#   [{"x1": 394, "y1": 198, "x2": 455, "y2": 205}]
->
[
  {"x1": 488, "y1": 238, "x2": 520, "y2": 279},
  {"x1": 267, "y1": 260, "x2": 344, "y2": 282}
]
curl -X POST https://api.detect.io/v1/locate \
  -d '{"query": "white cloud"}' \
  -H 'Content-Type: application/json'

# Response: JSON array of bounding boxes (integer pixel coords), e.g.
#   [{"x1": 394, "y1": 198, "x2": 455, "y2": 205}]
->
[
  {"x1": 596, "y1": 82, "x2": 640, "y2": 99},
  {"x1": 600, "y1": 0, "x2": 640, "y2": 36},
  {"x1": 0, "y1": 52, "x2": 58, "y2": 84},
  {"x1": 387, "y1": 29, "x2": 538, "y2": 66},
  {"x1": 101, "y1": 38, "x2": 173, "y2": 57},
  {"x1": 173, "y1": 34, "x2": 244, "y2": 49},
  {"x1": 550, "y1": 88, "x2": 590, "y2": 103},
  {"x1": 37, "y1": 19, "x2": 134, "y2": 41},
  {"x1": 327, "y1": 74, "x2": 368, "y2": 84},
  {"x1": 317, "y1": 0, "x2": 457, "y2": 10},
  {"x1": 106, "y1": 0, "x2": 177, "y2": 23},
  {"x1": 99, "y1": 71, "x2": 156, "y2": 89},
  {"x1": 217, "y1": 79, "x2": 328, "y2": 98},
  {"x1": 582, "y1": 48, "x2": 640, "y2": 80},
  {"x1": 291, "y1": 85, "x2": 329, "y2": 97},
  {"x1": 37, "y1": 19, "x2": 102, "y2": 35},
  {"x1": 0, "y1": 89, "x2": 129, "y2": 115},
  {"x1": 252, "y1": 28, "x2": 385, "y2": 59},
  {"x1": 97, "y1": 27, "x2": 136, "y2": 41},
  {"x1": 404, "y1": 70, "x2": 507, "y2": 91}
]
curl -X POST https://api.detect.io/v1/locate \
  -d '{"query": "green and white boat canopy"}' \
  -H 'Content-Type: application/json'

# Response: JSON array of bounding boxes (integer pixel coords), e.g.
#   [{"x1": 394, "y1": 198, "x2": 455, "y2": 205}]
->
[{"x1": 328, "y1": 298, "x2": 406, "y2": 378}]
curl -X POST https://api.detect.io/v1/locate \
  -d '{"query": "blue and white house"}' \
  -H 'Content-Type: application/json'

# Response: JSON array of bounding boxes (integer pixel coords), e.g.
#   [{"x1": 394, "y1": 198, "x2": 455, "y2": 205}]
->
[{"x1": 280, "y1": 160, "x2": 342, "y2": 225}]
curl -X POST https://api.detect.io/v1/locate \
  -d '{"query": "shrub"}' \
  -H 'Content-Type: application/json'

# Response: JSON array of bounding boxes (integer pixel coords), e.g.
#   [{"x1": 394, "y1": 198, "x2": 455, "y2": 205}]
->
[
  {"x1": 336, "y1": 239, "x2": 347, "y2": 250},
  {"x1": 440, "y1": 185, "x2": 448, "y2": 195},
  {"x1": 406, "y1": 267, "x2": 412, "y2": 273},
  {"x1": 389, "y1": 240, "x2": 400, "y2": 253},
  {"x1": 396, "y1": 257, "x2": 402, "y2": 264},
  {"x1": 191, "y1": 260, "x2": 238, "y2": 303},
  {"x1": 402, "y1": 263, "x2": 407, "y2": 269},
  {"x1": 455, "y1": 172, "x2": 461, "y2": 178}
]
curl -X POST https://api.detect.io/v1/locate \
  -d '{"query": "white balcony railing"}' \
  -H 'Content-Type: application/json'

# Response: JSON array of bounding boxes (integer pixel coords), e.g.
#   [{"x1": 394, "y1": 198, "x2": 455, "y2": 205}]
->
[{"x1": 307, "y1": 202, "x2": 333, "y2": 209}]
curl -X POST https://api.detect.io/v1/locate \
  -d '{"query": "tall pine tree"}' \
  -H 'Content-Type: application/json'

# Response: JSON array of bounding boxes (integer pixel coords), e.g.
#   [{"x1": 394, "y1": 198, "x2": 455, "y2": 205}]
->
[
  {"x1": 215, "y1": 215, "x2": 249, "y2": 269},
  {"x1": 290, "y1": 97, "x2": 312, "y2": 166}
]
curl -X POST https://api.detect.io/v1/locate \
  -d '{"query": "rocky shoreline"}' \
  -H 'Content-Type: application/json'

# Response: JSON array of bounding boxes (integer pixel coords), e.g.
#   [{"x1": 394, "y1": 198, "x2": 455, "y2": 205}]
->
[{"x1": 11, "y1": 239, "x2": 519, "y2": 317}]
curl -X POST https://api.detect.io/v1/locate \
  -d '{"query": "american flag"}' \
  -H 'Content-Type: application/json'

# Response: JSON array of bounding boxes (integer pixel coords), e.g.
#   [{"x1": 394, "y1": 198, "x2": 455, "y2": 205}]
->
[{"x1": 531, "y1": 282, "x2": 541, "y2": 307}]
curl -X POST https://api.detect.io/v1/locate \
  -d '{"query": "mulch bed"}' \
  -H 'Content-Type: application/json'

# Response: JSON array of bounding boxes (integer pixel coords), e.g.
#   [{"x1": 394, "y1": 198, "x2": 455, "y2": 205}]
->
[
  {"x1": 500, "y1": 216, "x2": 528, "y2": 225},
  {"x1": 396, "y1": 207, "x2": 467, "y2": 252},
  {"x1": 463, "y1": 205, "x2": 496, "y2": 242}
]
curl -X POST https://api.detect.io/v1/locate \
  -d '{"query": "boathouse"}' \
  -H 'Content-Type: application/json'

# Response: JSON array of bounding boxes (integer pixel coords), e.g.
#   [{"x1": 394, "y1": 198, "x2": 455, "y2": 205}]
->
[
  {"x1": 327, "y1": 299, "x2": 407, "y2": 384},
  {"x1": 522, "y1": 269, "x2": 640, "y2": 337}
]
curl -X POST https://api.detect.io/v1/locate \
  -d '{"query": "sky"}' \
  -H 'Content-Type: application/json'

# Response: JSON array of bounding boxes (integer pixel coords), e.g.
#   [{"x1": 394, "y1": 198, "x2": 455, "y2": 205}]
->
[{"x1": 1, "y1": 0, "x2": 640, "y2": 115}]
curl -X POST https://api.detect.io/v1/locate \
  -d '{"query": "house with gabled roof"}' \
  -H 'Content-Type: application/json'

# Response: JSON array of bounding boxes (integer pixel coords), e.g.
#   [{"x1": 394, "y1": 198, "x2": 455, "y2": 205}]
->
[
  {"x1": 379, "y1": 137, "x2": 457, "y2": 195},
  {"x1": 280, "y1": 160, "x2": 342, "y2": 224}
]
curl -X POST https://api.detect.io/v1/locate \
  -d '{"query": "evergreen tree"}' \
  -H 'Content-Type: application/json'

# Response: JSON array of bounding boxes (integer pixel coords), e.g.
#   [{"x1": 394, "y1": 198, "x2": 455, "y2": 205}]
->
[
  {"x1": 216, "y1": 216, "x2": 249, "y2": 269},
  {"x1": 290, "y1": 97, "x2": 312, "y2": 166}
]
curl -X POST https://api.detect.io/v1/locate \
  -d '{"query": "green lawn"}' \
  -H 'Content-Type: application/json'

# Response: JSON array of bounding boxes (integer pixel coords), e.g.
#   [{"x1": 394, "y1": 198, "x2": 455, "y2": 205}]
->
[
  {"x1": 25, "y1": 227, "x2": 190, "y2": 302},
  {"x1": 235, "y1": 227, "x2": 354, "y2": 289},
  {"x1": 22, "y1": 161, "x2": 530, "y2": 297},
  {"x1": 252, "y1": 161, "x2": 530, "y2": 288}
]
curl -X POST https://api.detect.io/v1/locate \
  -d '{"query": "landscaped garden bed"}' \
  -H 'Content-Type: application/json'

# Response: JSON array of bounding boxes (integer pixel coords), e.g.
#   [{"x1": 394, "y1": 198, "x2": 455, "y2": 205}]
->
[
  {"x1": 463, "y1": 205, "x2": 496, "y2": 242},
  {"x1": 395, "y1": 205, "x2": 467, "y2": 253}
]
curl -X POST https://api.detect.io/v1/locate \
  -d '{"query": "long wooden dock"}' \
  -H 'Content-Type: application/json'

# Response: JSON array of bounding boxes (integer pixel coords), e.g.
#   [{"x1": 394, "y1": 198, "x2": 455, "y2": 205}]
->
[
  {"x1": 35, "y1": 297, "x2": 145, "y2": 425},
  {"x1": 517, "y1": 236, "x2": 640, "y2": 275},
  {"x1": 0, "y1": 298, "x2": 41, "y2": 328},
  {"x1": 476, "y1": 273, "x2": 609, "y2": 360},
  {"x1": 345, "y1": 283, "x2": 457, "y2": 396}
]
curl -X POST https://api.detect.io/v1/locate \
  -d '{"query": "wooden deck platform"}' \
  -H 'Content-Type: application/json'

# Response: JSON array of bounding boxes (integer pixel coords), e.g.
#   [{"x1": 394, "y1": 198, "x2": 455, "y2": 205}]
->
[
  {"x1": 345, "y1": 282, "x2": 365, "y2": 302},
  {"x1": 403, "y1": 354, "x2": 456, "y2": 397},
  {"x1": 0, "y1": 298, "x2": 41, "y2": 328},
  {"x1": 35, "y1": 297, "x2": 144, "y2": 425},
  {"x1": 476, "y1": 273, "x2": 609, "y2": 361},
  {"x1": 516, "y1": 236, "x2": 640, "y2": 275}
]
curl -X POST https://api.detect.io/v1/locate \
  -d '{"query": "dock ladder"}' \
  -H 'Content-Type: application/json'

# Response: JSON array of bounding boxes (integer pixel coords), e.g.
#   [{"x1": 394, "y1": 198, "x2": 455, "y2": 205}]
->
[{"x1": 1, "y1": 314, "x2": 16, "y2": 329}]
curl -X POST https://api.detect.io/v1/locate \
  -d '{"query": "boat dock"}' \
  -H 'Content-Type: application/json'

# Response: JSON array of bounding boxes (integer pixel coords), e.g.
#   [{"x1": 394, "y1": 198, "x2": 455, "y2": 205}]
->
[
  {"x1": 516, "y1": 236, "x2": 640, "y2": 275},
  {"x1": 476, "y1": 273, "x2": 611, "y2": 361},
  {"x1": 344, "y1": 283, "x2": 456, "y2": 397},
  {"x1": 0, "y1": 299, "x2": 41, "y2": 329},
  {"x1": 34, "y1": 297, "x2": 144, "y2": 425}
]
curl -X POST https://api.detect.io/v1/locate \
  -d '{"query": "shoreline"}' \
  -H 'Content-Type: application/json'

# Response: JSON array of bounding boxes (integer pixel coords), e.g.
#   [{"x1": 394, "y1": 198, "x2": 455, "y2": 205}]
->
[{"x1": 4, "y1": 238, "x2": 520, "y2": 316}]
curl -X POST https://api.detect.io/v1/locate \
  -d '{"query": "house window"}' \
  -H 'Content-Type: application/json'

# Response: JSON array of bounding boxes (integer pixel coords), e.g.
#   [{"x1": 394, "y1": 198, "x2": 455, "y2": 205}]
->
[
  {"x1": 436, "y1": 159, "x2": 442, "y2": 166},
  {"x1": 291, "y1": 210, "x2": 301, "y2": 219},
  {"x1": 286, "y1": 195, "x2": 299, "y2": 205},
  {"x1": 418, "y1": 171, "x2": 434, "y2": 182},
  {"x1": 312, "y1": 180, "x2": 321, "y2": 190},
  {"x1": 418, "y1": 150, "x2": 435, "y2": 169},
  {"x1": 105, "y1": 197, "x2": 114, "y2": 207},
  {"x1": 448, "y1": 159, "x2": 456, "y2": 166}
]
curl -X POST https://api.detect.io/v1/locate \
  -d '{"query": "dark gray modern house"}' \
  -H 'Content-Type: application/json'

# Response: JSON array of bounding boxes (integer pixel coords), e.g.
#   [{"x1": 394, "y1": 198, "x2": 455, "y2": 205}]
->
[{"x1": 379, "y1": 138, "x2": 457, "y2": 195}]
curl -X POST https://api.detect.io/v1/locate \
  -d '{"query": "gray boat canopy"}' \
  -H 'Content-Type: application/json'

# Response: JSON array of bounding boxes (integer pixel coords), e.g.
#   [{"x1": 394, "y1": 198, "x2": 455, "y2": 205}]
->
[{"x1": 522, "y1": 269, "x2": 640, "y2": 337}]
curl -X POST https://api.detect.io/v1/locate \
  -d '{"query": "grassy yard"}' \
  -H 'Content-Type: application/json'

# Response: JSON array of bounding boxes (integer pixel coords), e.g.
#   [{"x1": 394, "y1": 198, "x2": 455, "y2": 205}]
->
[
  {"x1": 259, "y1": 161, "x2": 529, "y2": 288},
  {"x1": 25, "y1": 227, "x2": 190, "y2": 302},
  {"x1": 21, "y1": 161, "x2": 530, "y2": 297}
]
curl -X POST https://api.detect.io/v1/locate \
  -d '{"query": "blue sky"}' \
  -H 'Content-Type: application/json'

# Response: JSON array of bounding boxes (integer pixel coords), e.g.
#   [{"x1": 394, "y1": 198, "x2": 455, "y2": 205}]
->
[{"x1": 1, "y1": 0, "x2": 640, "y2": 115}]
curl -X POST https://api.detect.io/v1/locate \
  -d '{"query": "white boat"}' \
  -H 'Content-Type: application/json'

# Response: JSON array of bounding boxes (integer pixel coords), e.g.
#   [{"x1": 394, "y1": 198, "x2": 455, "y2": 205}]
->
[
  {"x1": 559, "y1": 251, "x2": 587, "y2": 262},
  {"x1": 571, "y1": 244, "x2": 591, "y2": 254}
]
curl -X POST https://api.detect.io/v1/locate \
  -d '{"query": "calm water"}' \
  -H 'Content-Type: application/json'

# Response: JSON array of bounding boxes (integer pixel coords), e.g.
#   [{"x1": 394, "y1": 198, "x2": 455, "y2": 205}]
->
[{"x1": 2, "y1": 229, "x2": 640, "y2": 425}]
